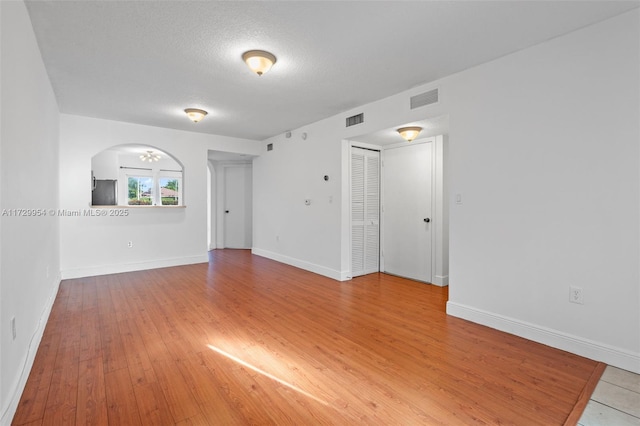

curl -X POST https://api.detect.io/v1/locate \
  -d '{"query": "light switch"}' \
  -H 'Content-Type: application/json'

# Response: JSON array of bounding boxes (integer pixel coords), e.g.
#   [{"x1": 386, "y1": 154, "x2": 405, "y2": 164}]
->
[{"x1": 456, "y1": 193, "x2": 463, "y2": 204}]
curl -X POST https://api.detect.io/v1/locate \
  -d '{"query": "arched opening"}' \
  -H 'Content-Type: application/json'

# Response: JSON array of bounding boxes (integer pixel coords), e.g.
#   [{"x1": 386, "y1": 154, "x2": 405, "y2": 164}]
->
[{"x1": 91, "y1": 144, "x2": 184, "y2": 206}]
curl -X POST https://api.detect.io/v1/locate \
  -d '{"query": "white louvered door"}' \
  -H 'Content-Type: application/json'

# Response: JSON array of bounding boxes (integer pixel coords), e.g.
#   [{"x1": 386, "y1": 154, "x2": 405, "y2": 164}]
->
[{"x1": 351, "y1": 147, "x2": 380, "y2": 277}]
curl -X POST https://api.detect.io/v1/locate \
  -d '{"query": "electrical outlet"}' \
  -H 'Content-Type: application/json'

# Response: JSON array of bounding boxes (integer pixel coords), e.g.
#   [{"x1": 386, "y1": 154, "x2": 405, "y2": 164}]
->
[
  {"x1": 569, "y1": 286, "x2": 584, "y2": 304},
  {"x1": 11, "y1": 317, "x2": 16, "y2": 340},
  {"x1": 127, "y1": 241, "x2": 133, "y2": 248}
]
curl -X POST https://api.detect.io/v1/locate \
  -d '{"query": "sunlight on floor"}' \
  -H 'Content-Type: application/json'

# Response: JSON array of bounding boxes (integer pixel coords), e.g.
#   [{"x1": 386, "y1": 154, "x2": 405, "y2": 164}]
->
[{"x1": 207, "y1": 344, "x2": 329, "y2": 406}]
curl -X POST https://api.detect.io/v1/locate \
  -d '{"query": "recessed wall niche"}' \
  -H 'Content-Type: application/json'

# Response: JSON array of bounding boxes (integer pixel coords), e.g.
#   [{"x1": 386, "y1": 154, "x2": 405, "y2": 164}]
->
[{"x1": 91, "y1": 144, "x2": 184, "y2": 207}]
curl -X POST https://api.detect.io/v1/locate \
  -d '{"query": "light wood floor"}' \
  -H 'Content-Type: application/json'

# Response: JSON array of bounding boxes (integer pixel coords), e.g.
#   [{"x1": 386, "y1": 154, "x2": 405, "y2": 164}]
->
[{"x1": 13, "y1": 249, "x2": 602, "y2": 425}]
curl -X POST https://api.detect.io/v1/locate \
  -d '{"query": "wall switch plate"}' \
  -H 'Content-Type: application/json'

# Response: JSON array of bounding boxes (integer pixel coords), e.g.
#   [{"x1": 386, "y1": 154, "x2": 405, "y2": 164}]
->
[{"x1": 569, "y1": 286, "x2": 584, "y2": 304}]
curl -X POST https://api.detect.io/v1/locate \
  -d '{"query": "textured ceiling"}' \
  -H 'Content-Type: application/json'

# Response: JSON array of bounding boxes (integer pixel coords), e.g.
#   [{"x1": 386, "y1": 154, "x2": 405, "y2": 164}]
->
[{"x1": 25, "y1": 1, "x2": 638, "y2": 141}]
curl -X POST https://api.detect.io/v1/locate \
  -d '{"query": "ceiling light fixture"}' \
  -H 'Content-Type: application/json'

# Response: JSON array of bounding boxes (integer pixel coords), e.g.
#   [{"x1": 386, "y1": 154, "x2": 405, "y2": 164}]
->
[
  {"x1": 397, "y1": 126, "x2": 423, "y2": 142},
  {"x1": 184, "y1": 108, "x2": 208, "y2": 123},
  {"x1": 242, "y1": 50, "x2": 277, "y2": 76},
  {"x1": 140, "y1": 150, "x2": 161, "y2": 162}
]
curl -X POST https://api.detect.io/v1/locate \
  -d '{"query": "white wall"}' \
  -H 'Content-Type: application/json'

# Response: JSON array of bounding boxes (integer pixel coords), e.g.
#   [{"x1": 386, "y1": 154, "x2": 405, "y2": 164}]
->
[
  {"x1": 207, "y1": 160, "x2": 216, "y2": 249},
  {"x1": 435, "y1": 135, "x2": 449, "y2": 285},
  {"x1": 91, "y1": 149, "x2": 119, "y2": 180},
  {"x1": 253, "y1": 10, "x2": 639, "y2": 372},
  {"x1": 0, "y1": 1, "x2": 61, "y2": 423},
  {"x1": 215, "y1": 162, "x2": 224, "y2": 248},
  {"x1": 445, "y1": 8, "x2": 639, "y2": 373},
  {"x1": 253, "y1": 125, "x2": 345, "y2": 279},
  {"x1": 428, "y1": 135, "x2": 448, "y2": 286},
  {"x1": 59, "y1": 115, "x2": 262, "y2": 279}
]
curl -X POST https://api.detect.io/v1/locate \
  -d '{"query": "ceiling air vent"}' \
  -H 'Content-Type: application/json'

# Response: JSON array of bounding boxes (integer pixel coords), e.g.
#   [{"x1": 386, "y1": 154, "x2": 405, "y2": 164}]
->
[
  {"x1": 346, "y1": 113, "x2": 364, "y2": 127},
  {"x1": 410, "y1": 88, "x2": 439, "y2": 109}
]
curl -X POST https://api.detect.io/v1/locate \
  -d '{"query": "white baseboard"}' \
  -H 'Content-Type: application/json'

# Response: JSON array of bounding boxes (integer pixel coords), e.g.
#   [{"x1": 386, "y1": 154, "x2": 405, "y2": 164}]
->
[
  {"x1": 251, "y1": 248, "x2": 347, "y2": 281},
  {"x1": 446, "y1": 301, "x2": 640, "y2": 374},
  {"x1": 432, "y1": 274, "x2": 449, "y2": 286},
  {"x1": 60, "y1": 254, "x2": 209, "y2": 279},
  {"x1": 0, "y1": 276, "x2": 61, "y2": 426},
  {"x1": 340, "y1": 271, "x2": 353, "y2": 281}
]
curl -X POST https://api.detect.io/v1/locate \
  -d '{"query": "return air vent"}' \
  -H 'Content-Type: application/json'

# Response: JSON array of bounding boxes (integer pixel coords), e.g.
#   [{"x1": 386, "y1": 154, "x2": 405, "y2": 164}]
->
[
  {"x1": 346, "y1": 113, "x2": 364, "y2": 127},
  {"x1": 410, "y1": 88, "x2": 439, "y2": 109}
]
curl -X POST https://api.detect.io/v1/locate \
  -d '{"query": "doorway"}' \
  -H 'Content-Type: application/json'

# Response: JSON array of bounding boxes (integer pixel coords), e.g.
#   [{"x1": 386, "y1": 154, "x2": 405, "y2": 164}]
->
[
  {"x1": 347, "y1": 132, "x2": 448, "y2": 286},
  {"x1": 223, "y1": 165, "x2": 252, "y2": 248},
  {"x1": 208, "y1": 151, "x2": 254, "y2": 251},
  {"x1": 350, "y1": 146, "x2": 381, "y2": 277},
  {"x1": 382, "y1": 141, "x2": 433, "y2": 282}
]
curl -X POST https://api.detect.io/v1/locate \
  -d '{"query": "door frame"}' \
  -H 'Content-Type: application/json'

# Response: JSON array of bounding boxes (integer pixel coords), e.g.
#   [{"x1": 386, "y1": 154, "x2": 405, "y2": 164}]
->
[
  {"x1": 345, "y1": 135, "x2": 448, "y2": 286},
  {"x1": 380, "y1": 138, "x2": 436, "y2": 283},
  {"x1": 210, "y1": 160, "x2": 253, "y2": 249},
  {"x1": 347, "y1": 141, "x2": 382, "y2": 279},
  {"x1": 349, "y1": 145, "x2": 382, "y2": 278}
]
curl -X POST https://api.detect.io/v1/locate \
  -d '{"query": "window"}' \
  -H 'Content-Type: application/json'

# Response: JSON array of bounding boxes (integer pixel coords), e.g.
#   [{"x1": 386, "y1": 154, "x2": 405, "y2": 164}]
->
[
  {"x1": 159, "y1": 177, "x2": 181, "y2": 206},
  {"x1": 128, "y1": 176, "x2": 154, "y2": 205},
  {"x1": 125, "y1": 172, "x2": 182, "y2": 206}
]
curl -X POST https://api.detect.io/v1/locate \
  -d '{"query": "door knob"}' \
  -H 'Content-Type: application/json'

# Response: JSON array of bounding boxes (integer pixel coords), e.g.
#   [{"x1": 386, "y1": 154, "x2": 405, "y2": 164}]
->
[
  {"x1": 225, "y1": 210, "x2": 230, "y2": 213},
  {"x1": 423, "y1": 218, "x2": 430, "y2": 223}
]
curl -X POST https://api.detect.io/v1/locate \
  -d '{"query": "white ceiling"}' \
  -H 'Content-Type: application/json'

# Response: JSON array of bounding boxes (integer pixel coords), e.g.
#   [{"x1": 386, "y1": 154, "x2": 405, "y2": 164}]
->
[
  {"x1": 207, "y1": 150, "x2": 256, "y2": 162},
  {"x1": 104, "y1": 144, "x2": 168, "y2": 157},
  {"x1": 25, "y1": 1, "x2": 638, "y2": 141},
  {"x1": 349, "y1": 115, "x2": 450, "y2": 146}
]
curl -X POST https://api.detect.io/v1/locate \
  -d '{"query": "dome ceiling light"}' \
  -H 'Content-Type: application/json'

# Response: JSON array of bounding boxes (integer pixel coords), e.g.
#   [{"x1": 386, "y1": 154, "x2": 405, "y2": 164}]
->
[
  {"x1": 184, "y1": 108, "x2": 208, "y2": 123},
  {"x1": 242, "y1": 50, "x2": 277, "y2": 76},
  {"x1": 397, "y1": 126, "x2": 423, "y2": 142}
]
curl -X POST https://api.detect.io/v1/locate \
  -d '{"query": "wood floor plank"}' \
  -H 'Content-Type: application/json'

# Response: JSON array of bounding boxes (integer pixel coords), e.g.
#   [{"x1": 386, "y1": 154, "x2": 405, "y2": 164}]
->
[
  {"x1": 564, "y1": 361, "x2": 607, "y2": 426},
  {"x1": 104, "y1": 367, "x2": 142, "y2": 425},
  {"x1": 12, "y1": 331, "x2": 62, "y2": 424},
  {"x1": 174, "y1": 414, "x2": 208, "y2": 425},
  {"x1": 97, "y1": 277, "x2": 130, "y2": 374},
  {"x1": 76, "y1": 357, "x2": 108, "y2": 425},
  {"x1": 118, "y1": 318, "x2": 156, "y2": 386},
  {"x1": 79, "y1": 279, "x2": 103, "y2": 364},
  {"x1": 167, "y1": 350, "x2": 247, "y2": 424},
  {"x1": 150, "y1": 358, "x2": 202, "y2": 423},
  {"x1": 131, "y1": 380, "x2": 174, "y2": 426},
  {"x1": 13, "y1": 249, "x2": 601, "y2": 425},
  {"x1": 41, "y1": 359, "x2": 78, "y2": 425}
]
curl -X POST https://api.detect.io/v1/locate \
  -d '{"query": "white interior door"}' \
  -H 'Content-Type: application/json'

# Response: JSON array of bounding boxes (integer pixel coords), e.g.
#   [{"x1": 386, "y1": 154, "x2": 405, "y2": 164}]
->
[
  {"x1": 382, "y1": 142, "x2": 433, "y2": 282},
  {"x1": 351, "y1": 147, "x2": 380, "y2": 277},
  {"x1": 223, "y1": 165, "x2": 252, "y2": 249}
]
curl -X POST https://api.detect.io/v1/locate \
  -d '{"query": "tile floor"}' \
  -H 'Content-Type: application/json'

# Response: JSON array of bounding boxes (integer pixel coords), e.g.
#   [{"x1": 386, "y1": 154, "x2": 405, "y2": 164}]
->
[{"x1": 578, "y1": 366, "x2": 640, "y2": 425}]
